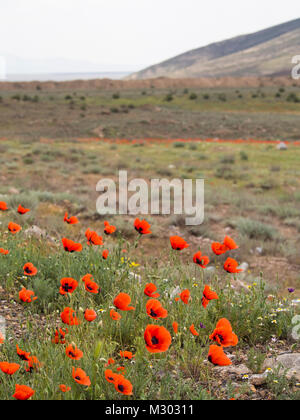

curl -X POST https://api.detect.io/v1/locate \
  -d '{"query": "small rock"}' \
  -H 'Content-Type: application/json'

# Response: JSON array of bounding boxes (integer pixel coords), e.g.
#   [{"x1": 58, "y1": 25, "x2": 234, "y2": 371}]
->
[
  {"x1": 215, "y1": 363, "x2": 251, "y2": 376},
  {"x1": 276, "y1": 142, "x2": 287, "y2": 151},
  {"x1": 9, "y1": 187, "x2": 20, "y2": 194},
  {"x1": 250, "y1": 372, "x2": 268, "y2": 386},
  {"x1": 256, "y1": 247, "x2": 263, "y2": 254},
  {"x1": 238, "y1": 262, "x2": 249, "y2": 272}
]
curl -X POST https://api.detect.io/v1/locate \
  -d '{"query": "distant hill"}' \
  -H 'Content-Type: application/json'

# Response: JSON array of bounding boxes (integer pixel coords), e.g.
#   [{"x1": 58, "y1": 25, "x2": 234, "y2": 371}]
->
[{"x1": 127, "y1": 18, "x2": 300, "y2": 80}]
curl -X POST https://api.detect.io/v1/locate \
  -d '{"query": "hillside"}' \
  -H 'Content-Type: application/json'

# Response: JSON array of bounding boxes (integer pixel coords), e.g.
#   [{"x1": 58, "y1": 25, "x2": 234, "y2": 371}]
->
[{"x1": 127, "y1": 18, "x2": 300, "y2": 79}]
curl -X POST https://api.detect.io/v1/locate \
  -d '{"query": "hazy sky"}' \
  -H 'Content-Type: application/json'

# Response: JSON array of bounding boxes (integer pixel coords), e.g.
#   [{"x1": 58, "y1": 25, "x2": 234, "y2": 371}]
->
[{"x1": 1, "y1": 0, "x2": 300, "y2": 71}]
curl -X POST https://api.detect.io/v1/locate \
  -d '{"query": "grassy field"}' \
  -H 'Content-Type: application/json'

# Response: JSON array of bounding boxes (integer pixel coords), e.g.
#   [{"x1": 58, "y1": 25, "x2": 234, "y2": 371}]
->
[{"x1": 0, "y1": 83, "x2": 300, "y2": 400}]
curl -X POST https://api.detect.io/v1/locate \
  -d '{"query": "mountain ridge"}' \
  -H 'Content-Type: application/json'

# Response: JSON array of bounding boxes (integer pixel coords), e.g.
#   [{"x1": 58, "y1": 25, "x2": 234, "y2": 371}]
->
[{"x1": 127, "y1": 18, "x2": 300, "y2": 79}]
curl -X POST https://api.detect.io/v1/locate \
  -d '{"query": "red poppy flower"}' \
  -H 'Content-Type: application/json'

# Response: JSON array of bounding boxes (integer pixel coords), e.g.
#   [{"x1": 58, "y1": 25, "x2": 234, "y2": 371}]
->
[
  {"x1": 62, "y1": 238, "x2": 82, "y2": 252},
  {"x1": 209, "y1": 318, "x2": 238, "y2": 347},
  {"x1": 211, "y1": 242, "x2": 228, "y2": 255},
  {"x1": 60, "y1": 307, "x2": 80, "y2": 326},
  {"x1": 0, "y1": 201, "x2": 8, "y2": 211},
  {"x1": 104, "y1": 221, "x2": 116, "y2": 235},
  {"x1": 23, "y1": 262, "x2": 38, "y2": 276},
  {"x1": 120, "y1": 351, "x2": 135, "y2": 360},
  {"x1": 85, "y1": 229, "x2": 103, "y2": 246},
  {"x1": 189, "y1": 324, "x2": 199, "y2": 336},
  {"x1": 144, "y1": 283, "x2": 160, "y2": 298},
  {"x1": 13, "y1": 384, "x2": 35, "y2": 400},
  {"x1": 0, "y1": 248, "x2": 9, "y2": 255},
  {"x1": 59, "y1": 384, "x2": 71, "y2": 393},
  {"x1": 134, "y1": 218, "x2": 151, "y2": 235},
  {"x1": 146, "y1": 299, "x2": 168, "y2": 319},
  {"x1": 17, "y1": 205, "x2": 30, "y2": 215},
  {"x1": 117, "y1": 366, "x2": 126, "y2": 374},
  {"x1": 52, "y1": 328, "x2": 68, "y2": 344},
  {"x1": 59, "y1": 277, "x2": 78, "y2": 295},
  {"x1": 202, "y1": 285, "x2": 219, "y2": 308},
  {"x1": 72, "y1": 367, "x2": 91, "y2": 386},
  {"x1": 175, "y1": 289, "x2": 191, "y2": 304},
  {"x1": 0, "y1": 332, "x2": 4, "y2": 344},
  {"x1": 0, "y1": 362, "x2": 20, "y2": 375},
  {"x1": 25, "y1": 356, "x2": 42, "y2": 373},
  {"x1": 113, "y1": 293, "x2": 135, "y2": 311},
  {"x1": 208, "y1": 345, "x2": 232, "y2": 366},
  {"x1": 110, "y1": 309, "x2": 122, "y2": 321},
  {"x1": 81, "y1": 273, "x2": 94, "y2": 283},
  {"x1": 144, "y1": 325, "x2": 172, "y2": 353},
  {"x1": 105, "y1": 369, "x2": 117, "y2": 383},
  {"x1": 223, "y1": 236, "x2": 238, "y2": 251},
  {"x1": 84, "y1": 309, "x2": 97, "y2": 322},
  {"x1": 114, "y1": 374, "x2": 133, "y2": 395},
  {"x1": 19, "y1": 287, "x2": 37, "y2": 303},
  {"x1": 105, "y1": 358, "x2": 115, "y2": 367},
  {"x1": 8, "y1": 222, "x2": 21, "y2": 234},
  {"x1": 64, "y1": 212, "x2": 79, "y2": 224},
  {"x1": 84, "y1": 279, "x2": 100, "y2": 294},
  {"x1": 66, "y1": 344, "x2": 83, "y2": 360},
  {"x1": 224, "y1": 257, "x2": 243, "y2": 273},
  {"x1": 193, "y1": 251, "x2": 210, "y2": 268},
  {"x1": 172, "y1": 322, "x2": 178, "y2": 334},
  {"x1": 102, "y1": 249, "x2": 109, "y2": 259},
  {"x1": 16, "y1": 345, "x2": 31, "y2": 361},
  {"x1": 170, "y1": 235, "x2": 189, "y2": 251}
]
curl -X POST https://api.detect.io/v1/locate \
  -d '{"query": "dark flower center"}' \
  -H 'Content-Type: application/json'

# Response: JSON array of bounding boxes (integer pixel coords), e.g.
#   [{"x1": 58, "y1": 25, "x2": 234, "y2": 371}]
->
[
  {"x1": 150, "y1": 309, "x2": 157, "y2": 317},
  {"x1": 75, "y1": 376, "x2": 81, "y2": 380},
  {"x1": 25, "y1": 267, "x2": 32, "y2": 273},
  {"x1": 151, "y1": 336, "x2": 159, "y2": 345},
  {"x1": 118, "y1": 385, "x2": 124, "y2": 392}
]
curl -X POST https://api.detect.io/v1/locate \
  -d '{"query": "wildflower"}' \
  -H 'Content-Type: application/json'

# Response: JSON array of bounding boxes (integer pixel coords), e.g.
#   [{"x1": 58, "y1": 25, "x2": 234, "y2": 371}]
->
[
  {"x1": 59, "y1": 384, "x2": 71, "y2": 393},
  {"x1": 13, "y1": 384, "x2": 35, "y2": 400},
  {"x1": 104, "y1": 221, "x2": 116, "y2": 235},
  {"x1": 146, "y1": 299, "x2": 168, "y2": 319},
  {"x1": 200, "y1": 322, "x2": 206, "y2": 329},
  {"x1": 0, "y1": 362, "x2": 20, "y2": 375},
  {"x1": 62, "y1": 238, "x2": 82, "y2": 252},
  {"x1": 114, "y1": 374, "x2": 133, "y2": 395},
  {"x1": 113, "y1": 293, "x2": 135, "y2": 311},
  {"x1": 52, "y1": 328, "x2": 68, "y2": 344},
  {"x1": 19, "y1": 287, "x2": 37, "y2": 303},
  {"x1": 61, "y1": 307, "x2": 80, "y2": 326},
  {"x1": 25, "y1": 356, "x2": 42, "y2": 373},
  {"x1": 172, "y1": 322, "x2": 178, "y2": 334},
  {"x1": 288, "y1": 288, "x2": 295, "y2": 293},
  {"x1": 23, "y1": 262, "x2": 38, "y2": 276},
  {"x1": 144, "y1": 283, "x2": 160, "y2": 298},
  {"x1": 59, "y1": 277, "x2": 78, "y2": 295},
  {"x1": 175, "y1": 289, "x2": 191, "y2": 304},
  {"x1": 209, "y1": 318, "x2": 238, "y2": 347},
  {"x1": 0, "y1": 248, "x2": 9, "y2": 255},
  {"x1": 110, "y1": 309, "x2": 122, "y2": 321},
  {"x1": 0, "y1": 201, "x2": 8, "y2": 211},
  {"x1": 170, "y1": 235, "x2": 189, "y2": 251},
  {"x1": 84, "y1": 279, "x2": 100, "y2": 294},
  {"x1": 16, "y1": 345, "x2": 31, "y2": 361},
  {"x1": 134, "y1": 218, "x2": 151, "y2": 235},
  {"x1": 144, "y1": 325, "x2": 172, "y2": 353},
  {"x1": 64, "y1": 212, "x2": 79, "y2": 224},
  {"x1": 211, "y1": 242, "x2": 228, "y2": 255},
  {"x1": 85, "y1": 229, "x2": 103, "y2": 246},
  {"x1": 81, "y1": 273, "x2": 93, "y2": 283},
  {"x1": 8, "y1": 222, "x2": 22, "y2": 234},
  {"x1": 193, "y1": 251, "x2": 210, "y2": 268},
  {"x1": 208, "y1": 345, "x2": 232, "y2": 366},
  {"x1": 105, "y1": 358, "x2": 115, "y2": 367},
  {"x1": 102, "y1": 249, "x2": 109, "y2": 259},
  {"x1": 17, "y1": 205, "x2": 30, "y2": 215},
  {"x1": 189, "y1": 324, "x2": 199, "y2": 336},
  {"x1": 72, "y1": 367, "x2": 91, "y2": 386},
  {"x1": 223, "y1": 236, "x2": 238, "y2": 250},
  {"x1": 120, "y1": 351, "x2": 135, "y2": 360},
  {"x1": 105, "y1": 369, "x2": 117, "y2": 383},
  {"x1": 0, "y1": 332, "x2": 4, "y2": 344},
  {"x1": 223, "y1": 257, "x2": 242, "y2": 274},
  {"x1": 84, "y1": 309, "x2": 97, "y2": 322},
  {"x1": 66, "y1": 344, "x2": 83, "y2": 360}
]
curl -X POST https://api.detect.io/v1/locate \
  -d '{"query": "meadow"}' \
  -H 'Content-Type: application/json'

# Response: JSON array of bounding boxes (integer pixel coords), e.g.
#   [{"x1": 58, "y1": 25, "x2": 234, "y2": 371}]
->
[{"x1": 0, "y1": 83, "x2": 300, "y2": 400}]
